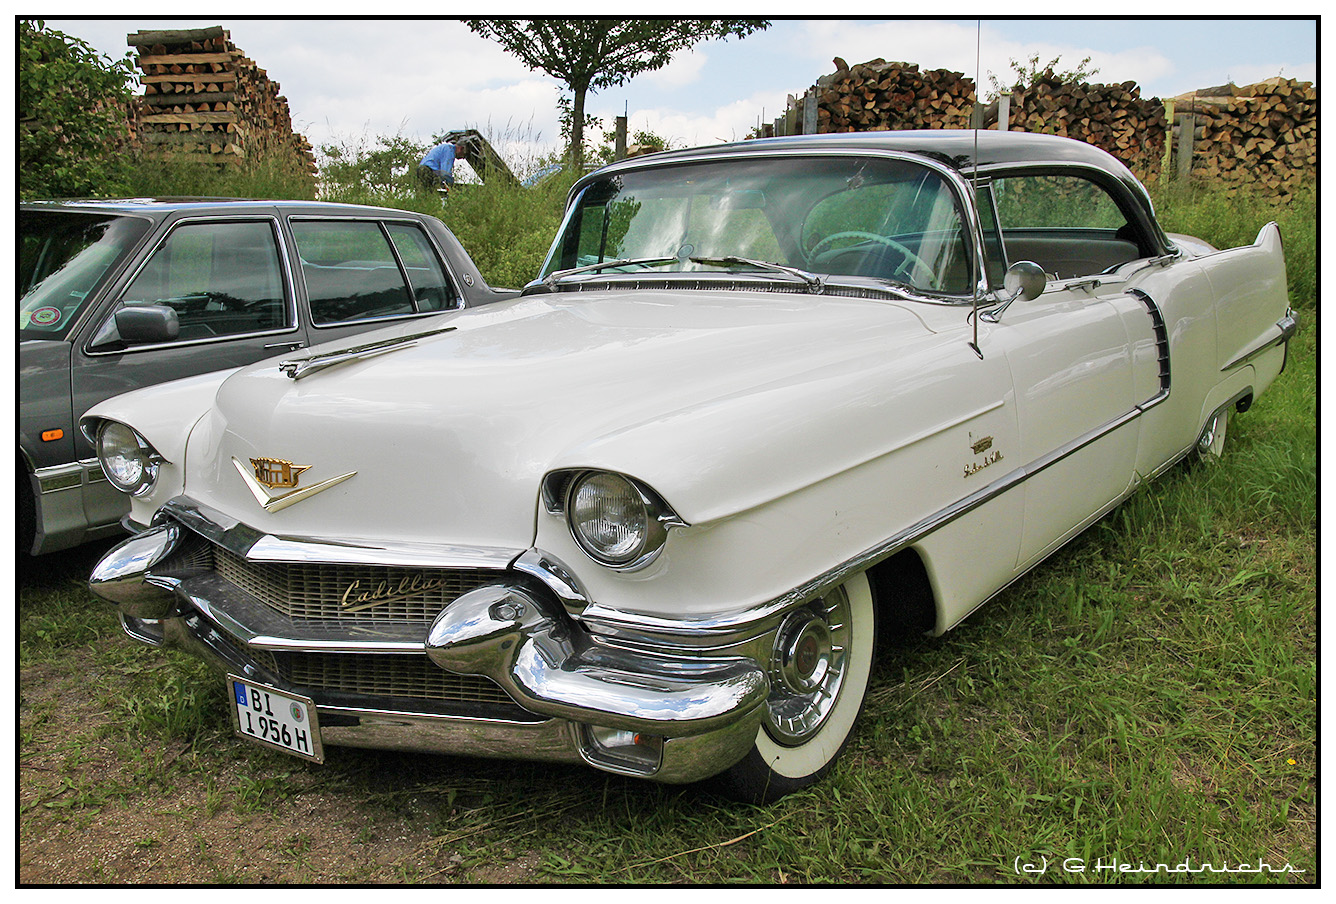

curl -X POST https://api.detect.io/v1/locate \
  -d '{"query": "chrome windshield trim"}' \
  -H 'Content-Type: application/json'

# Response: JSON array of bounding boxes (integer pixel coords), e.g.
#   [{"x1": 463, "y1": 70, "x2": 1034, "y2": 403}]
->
[
  {"x1": 550, "y1": 147, "x2": 989, "y2": 305},
  {"x1": 155, "y1": 497, "x2": 521, "y2": 570}
]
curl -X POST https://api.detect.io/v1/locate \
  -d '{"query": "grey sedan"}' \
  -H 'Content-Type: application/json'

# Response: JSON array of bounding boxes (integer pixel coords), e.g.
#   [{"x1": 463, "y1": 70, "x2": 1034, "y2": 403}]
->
[{"x1": 19, "y1": 198, "x2": 512, "y2": 555}]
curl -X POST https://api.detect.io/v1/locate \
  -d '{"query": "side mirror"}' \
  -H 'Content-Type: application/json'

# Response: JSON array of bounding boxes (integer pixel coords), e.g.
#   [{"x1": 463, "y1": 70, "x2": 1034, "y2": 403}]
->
[
  {"x1": 981, "y1": 261, "x2": 1048, "y2": 324},
  {"x1": 1003, "y1": 260, "x2": 1047, "y2": 302},
  {"x1": 88, "y1": 304, "x2": 180, "y2": 350}
]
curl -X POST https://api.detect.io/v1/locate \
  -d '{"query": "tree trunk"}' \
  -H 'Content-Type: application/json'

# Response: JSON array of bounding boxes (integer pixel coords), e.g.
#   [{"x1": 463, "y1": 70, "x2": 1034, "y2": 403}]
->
[{"x1": 570, "y1": 83, "x2": 588, "y2": 168}]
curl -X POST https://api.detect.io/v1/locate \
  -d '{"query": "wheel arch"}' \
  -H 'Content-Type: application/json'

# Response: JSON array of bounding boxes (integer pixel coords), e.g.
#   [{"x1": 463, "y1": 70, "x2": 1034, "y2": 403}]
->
[{"x1": 865, "y1": 546, "x2": 938, "y2": 641}]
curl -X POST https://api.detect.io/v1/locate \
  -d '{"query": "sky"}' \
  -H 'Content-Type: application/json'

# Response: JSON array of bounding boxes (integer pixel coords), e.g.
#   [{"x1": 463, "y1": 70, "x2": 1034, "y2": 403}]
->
[{"x1": 42, "y1": 15, "x2": 1321, "y2": 178}]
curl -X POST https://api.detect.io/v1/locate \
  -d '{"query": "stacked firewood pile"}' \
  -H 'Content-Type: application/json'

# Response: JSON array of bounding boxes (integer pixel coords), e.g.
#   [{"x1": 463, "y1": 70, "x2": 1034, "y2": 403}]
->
[
  {"x1": 999, "y1": 73, "x2": 1166, "y2": 180},
  {"x1": 1173, "y1": 78, "x2": 1317, "y2": 197},
  {"x1": 127, "y1": 26, "x2": 316, "y2": 184},
  {"x1": 816, "y1": 58, "x2": 975, "y2": 132}
]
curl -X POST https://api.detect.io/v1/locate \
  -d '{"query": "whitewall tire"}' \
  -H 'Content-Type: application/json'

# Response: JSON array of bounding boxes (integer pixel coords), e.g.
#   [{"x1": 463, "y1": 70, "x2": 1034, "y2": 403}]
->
[{"x1": 720, "y1": 571, "x2": 876, "y2": 803}]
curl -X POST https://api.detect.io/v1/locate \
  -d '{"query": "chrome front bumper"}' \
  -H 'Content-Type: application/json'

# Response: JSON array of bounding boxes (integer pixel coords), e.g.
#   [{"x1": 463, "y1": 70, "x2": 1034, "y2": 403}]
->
[{"x1": 90, "y1": 518, "x2": 769, "y2": 784}]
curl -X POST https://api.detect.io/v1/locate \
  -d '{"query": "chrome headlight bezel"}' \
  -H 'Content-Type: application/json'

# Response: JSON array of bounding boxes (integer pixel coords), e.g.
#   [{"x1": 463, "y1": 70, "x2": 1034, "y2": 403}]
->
[
  {"x1": 96, "y1": 421, "x2": 162, "y2": 497},
  {"x1": 545, "y1": 469, "x2": 683, "y2": 571}
]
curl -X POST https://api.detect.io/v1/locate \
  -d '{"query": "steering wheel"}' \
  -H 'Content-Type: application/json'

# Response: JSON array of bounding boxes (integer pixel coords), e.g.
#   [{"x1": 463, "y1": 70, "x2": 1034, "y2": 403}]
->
[{"x1": 808, "y1": 231, "x2": 933, "y2": 284}]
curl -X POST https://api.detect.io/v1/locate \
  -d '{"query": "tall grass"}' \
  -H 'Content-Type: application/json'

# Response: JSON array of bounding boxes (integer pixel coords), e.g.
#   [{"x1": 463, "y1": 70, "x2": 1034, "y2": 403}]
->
[{"x1": 1149, "y1": 180, "x2": 1316, "y2": 309}]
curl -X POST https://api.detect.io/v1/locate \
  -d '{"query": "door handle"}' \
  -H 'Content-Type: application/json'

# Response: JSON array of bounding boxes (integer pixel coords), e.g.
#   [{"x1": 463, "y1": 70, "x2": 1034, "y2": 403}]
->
[{"x1": 264, "y1": 341, "x2": 306, "y2": 351}]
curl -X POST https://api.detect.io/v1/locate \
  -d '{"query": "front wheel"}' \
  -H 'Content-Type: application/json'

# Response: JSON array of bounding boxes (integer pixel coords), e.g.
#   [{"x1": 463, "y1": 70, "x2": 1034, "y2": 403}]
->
[{"x1": 719, "y1": 572, "x2": 876, "y2": 803}]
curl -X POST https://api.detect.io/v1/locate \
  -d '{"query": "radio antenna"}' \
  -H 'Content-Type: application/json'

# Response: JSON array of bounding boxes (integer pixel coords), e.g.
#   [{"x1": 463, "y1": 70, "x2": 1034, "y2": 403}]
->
[{"x1": 968, "y1": 19, "x2": 984, "y2": 359}]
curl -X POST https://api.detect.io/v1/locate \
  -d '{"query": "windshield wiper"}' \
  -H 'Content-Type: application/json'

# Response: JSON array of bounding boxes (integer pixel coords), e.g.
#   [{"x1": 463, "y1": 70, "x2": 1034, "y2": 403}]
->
[
  {"x1": 689, "y1": 256, "x2": 825, "y2": 294},
  {"x1": 543, "y1": 256, "x2": 681, "y2": 287}
]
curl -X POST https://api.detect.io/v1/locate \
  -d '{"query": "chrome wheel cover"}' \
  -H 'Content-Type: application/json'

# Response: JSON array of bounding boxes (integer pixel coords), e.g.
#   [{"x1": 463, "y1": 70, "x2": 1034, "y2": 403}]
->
[{"x1": 764, "y1": 586, "x2": 852, "y2": 746}]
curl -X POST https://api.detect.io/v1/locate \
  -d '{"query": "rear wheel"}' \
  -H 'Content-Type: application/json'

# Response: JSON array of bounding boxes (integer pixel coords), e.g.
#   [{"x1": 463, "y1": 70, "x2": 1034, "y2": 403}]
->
[
  {"x1": 1195, "y1": 407, "x2": 1229, "y2": 461},
  {"x1": 719, "y1": 572, "x2": 876, "y2": 803}
]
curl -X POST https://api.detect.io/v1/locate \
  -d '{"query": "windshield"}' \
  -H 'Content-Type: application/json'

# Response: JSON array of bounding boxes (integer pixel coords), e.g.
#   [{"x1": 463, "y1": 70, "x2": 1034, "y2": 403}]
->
[
  {"x1": 19, "y1": 210, "x2": 152, "y2": 340},
  {"x1": 540, "y1": 155, "x2": 972, "y2": 295}
]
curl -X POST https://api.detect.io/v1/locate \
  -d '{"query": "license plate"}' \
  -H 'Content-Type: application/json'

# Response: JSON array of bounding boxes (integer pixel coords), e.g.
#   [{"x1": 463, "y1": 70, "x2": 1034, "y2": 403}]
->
[{"x1": 227, "y1": 675, "x2": 324, "y2": 763}]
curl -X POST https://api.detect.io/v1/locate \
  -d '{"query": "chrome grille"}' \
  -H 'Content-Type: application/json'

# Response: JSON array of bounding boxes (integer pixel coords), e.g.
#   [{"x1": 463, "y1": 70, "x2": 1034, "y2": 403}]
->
[
  {"x1": 214, "y1": 546, "x2": 500, "y2": 621},
  {"x1": 271, "y1": 651, "x2": 518, "y2": 707}
]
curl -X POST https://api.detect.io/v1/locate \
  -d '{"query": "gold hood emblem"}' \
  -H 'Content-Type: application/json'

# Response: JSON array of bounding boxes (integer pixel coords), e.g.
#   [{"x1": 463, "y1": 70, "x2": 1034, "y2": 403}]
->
[
  {"x1": 233, "y1": 457, "x2": 356, "y2": 513},
  {"x1": 250, "y1": 457, "x2": 311, "y2": 489}
]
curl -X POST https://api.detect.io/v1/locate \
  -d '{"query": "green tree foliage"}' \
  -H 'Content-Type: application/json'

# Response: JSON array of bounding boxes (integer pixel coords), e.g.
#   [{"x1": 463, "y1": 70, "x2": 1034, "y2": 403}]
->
[
  {"x1": 19, "y1": 19, "x2": 138, "y2": 199},
  {"x1": 464, "y1": 19, "x2": 768, "y2": 166}
]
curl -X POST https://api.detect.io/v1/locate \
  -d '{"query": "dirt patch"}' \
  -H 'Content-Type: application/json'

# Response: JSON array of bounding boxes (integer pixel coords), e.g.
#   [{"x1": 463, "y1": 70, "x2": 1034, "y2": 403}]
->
[{"x1": 19, "y1": 643, "x2": 543, "y2": 884}]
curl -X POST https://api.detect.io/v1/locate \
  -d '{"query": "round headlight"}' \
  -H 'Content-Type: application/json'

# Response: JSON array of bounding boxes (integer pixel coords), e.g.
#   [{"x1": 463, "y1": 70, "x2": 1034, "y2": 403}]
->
[
  {"x1": 97, "y1": 421, "x2": 159, "y2": 496},
  {"x1": 568, "y1": 471, "x2": 667, "y2": 568}
]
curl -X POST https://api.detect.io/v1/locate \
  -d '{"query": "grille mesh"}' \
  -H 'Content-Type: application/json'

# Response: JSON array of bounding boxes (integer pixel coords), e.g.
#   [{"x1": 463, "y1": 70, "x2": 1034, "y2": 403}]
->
[
  {"x1": 271, "y1": 650, "x2": 517, "y2": 706},
  {"x1": 214, "y1": 546, "x2": 499, "y2": 622}
]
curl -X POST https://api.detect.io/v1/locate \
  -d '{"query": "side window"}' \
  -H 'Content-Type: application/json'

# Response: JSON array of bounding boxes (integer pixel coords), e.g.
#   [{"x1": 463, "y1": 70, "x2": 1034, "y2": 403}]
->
[
  {"x1": 991, "y1": 174, "x2": 1141, "y2": 279},
  {"x1": 293, "y1": 220, "x2": 447, "y2": 325},
  {"x1": 117, "y1": 220, "x2": 289, "y2": 341},
  {"x1": 385, "y1": 223, "x2": 458, "y2": 312}
]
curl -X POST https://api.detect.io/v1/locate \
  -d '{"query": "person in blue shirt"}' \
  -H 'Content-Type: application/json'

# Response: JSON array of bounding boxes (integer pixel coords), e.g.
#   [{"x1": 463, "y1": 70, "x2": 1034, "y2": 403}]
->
[{"x1": 417, "y1": 140, "x2": 457, "y2": 198}]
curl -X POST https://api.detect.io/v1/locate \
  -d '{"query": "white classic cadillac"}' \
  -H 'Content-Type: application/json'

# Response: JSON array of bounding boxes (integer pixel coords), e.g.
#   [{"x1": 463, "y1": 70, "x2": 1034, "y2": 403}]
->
[{"x1": 84, "y1": 131, "x2": 1294, "y2": 802}]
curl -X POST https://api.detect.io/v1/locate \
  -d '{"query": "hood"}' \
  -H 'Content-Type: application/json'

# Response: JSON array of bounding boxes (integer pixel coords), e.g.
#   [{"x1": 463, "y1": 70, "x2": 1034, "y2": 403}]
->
[{"x1": 184, "y1": 290, "x2": 944, "y2": 550}]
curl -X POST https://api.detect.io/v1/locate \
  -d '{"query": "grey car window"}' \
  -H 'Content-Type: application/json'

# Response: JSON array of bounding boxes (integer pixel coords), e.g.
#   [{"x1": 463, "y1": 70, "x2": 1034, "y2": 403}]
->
[
  {"x1": 385, "y1": 223, "x2": 459, "y2": 312},
  {"x1": 291, "y1": 220, "x2": 418, "y2": 325},
  {"x1": 116, "y1": 220, "x2": 290, "y2": 341}
]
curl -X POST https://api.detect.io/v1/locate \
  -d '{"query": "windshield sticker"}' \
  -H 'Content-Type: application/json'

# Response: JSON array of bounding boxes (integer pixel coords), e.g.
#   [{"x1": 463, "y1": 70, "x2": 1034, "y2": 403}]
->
[{"x1": 29, "y1": 307, "x2": 63, "y2": 327}]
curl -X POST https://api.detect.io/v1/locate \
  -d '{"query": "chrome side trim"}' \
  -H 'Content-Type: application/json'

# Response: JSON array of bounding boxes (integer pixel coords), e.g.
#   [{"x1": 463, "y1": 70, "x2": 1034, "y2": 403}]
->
[
  {"x1": 1221, "y1": 311, "x2": 1299, "y2": 372},
  {"x1": 35, "y1": 458, "x2": 106, "y2": 494}
]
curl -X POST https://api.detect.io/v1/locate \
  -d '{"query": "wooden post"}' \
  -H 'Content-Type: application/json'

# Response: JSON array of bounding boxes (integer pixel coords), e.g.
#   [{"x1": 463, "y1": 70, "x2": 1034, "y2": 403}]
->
[
  {"x1": 803, "y1": 87, "x2": 818, "y2": 134},
  {"x1": 1176, "y1": 111, "x2": 1196, "y2": 181},
  {"x1": 997, "y1": 94, "x2": 1010, "y2": 131},
  {"x1": 1163, "y1": 100, "x2": 1175, "y2": 179},
  {"x1": 614, "y1": 116, "x2": 627, "y2": 160}
]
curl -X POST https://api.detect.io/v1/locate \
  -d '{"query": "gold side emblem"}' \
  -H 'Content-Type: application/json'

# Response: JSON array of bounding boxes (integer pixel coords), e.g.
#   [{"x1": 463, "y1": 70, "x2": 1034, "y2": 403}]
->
[
  {"x1": 250, "y1": 457, "x2": 312, "y2": 489},
  {"x1": 970, "y1": 435, "x2": 994, "y2": 455},
  {"x1": 233, "y1": 457, "x2": 356, "y2": 513}
]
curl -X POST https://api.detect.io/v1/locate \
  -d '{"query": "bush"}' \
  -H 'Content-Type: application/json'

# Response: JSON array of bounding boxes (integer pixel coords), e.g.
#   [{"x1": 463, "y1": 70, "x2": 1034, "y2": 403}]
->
[{"x1": 19, "y1": 19, "x2": 138, "y2": 199}]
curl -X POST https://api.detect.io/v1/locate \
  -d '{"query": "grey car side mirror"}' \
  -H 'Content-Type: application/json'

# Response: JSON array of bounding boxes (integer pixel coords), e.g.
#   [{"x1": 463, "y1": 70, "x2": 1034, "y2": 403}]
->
[{"x1": 89, "y1": 304, "x2": 181, "y2": 350}]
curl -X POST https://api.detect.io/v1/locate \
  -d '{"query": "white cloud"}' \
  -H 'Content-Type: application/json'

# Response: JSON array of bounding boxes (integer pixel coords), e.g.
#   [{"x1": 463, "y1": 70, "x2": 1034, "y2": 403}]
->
[{"x1": 640, "y1": 47, "x2": 710, "y2": 89}]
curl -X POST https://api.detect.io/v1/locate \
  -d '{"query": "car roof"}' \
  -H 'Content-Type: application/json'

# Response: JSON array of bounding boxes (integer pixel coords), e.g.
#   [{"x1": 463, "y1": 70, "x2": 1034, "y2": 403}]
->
[
  {"x1": 19, "y1": 198, "x2": 419, "y2": 218},
  {"x1": 575, "y1": 129, "x2": 1169, "y2": 254}
]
